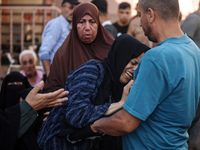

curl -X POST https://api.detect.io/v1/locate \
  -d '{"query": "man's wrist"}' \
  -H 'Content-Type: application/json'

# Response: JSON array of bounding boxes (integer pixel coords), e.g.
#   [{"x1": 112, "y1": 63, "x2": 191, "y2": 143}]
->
[{"x1": 91, "y1": 123, "x2": 98, "y2": 133}]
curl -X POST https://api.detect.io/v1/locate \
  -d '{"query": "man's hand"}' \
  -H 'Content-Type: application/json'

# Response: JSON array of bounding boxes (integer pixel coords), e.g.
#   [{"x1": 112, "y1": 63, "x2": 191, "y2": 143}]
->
[{"x1": 26, "y1": 81, "x2": 69, "y2": 111}]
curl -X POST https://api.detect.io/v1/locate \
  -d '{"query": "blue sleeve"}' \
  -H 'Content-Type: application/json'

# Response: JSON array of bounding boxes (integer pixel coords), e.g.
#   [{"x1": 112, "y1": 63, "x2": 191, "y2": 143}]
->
[
  {"x1": 38, "y1": 19, "x2": 61, "y2": 60},
  {"x1": 123, "y1": 58, "x2": 171, "y2": 121},
  {"x1": 64, "y1": 61, "x2": 110, "y2": 128}
]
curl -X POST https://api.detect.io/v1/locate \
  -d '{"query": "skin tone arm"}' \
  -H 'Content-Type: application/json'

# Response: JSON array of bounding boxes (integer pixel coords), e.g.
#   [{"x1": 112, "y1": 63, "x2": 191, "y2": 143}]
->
[
  {"x1": 104, "y1": 80, "x2": 133, "y2": 115},
  {"x1": 42, "y1": 60, "x2": 50, "y2": 77},
  {"x1": 25, "y1": 80, "x2": 69, "y2": 111},
  {"x1": 91, "y1": 108, "x2": 141, "y2": 136}
]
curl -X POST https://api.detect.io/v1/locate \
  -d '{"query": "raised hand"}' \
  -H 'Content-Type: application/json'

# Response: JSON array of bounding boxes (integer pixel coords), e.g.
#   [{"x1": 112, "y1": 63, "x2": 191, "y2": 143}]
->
[{"x1": 25, "y1": 81, "x2": 69, "y2": 111}]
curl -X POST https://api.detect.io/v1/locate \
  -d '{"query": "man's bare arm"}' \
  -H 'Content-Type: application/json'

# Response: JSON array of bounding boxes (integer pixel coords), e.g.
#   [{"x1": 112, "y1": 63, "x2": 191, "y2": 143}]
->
[
  {"x1": 42, "y1": 60, "x2": 51, "y2": 77},
  {"x1": 91, "y1": 108, "x2": 141, "y2": 136}
]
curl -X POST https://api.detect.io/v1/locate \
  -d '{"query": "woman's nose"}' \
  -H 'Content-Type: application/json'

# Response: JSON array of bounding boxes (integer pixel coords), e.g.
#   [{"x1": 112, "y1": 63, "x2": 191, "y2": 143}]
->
[{"x1": 85, "y1": 22, "x2": 90, "y2": 30}]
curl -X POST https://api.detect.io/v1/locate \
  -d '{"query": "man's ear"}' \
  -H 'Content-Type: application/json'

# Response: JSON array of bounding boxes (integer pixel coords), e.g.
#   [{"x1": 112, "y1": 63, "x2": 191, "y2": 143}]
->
[{"x1": 147, "y1": 8, "x2": 155, "y2": 23}]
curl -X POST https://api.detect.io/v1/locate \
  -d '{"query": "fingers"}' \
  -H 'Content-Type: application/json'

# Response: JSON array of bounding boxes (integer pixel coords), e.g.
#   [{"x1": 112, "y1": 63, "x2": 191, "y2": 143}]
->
[
  {"x1": 125, "y1": 80, "x2": 134, "y2": 89},
  {"x1": 43, "y1": 111, "x2": 50, "y2": 122},
  {"x1": 26, "y1": 81, "x2": 44, "y2": 101},
  {"x1": 56, "y1": 90, "x2": 69, "y2": 99},
  {"x1": 46, "y1": 97, "x2": 68, "y2": 108},
  {"x1": 127, "y1": 79, "x2": 134, "y2": 87},
  {"x1": 44, "y1": 89, "x2": 69, "y2": 99},
  {"x1": 43, "y1": 117, "x2": 47, "y2": 122},
  {"x1": 29, "y1": 81, "x2": 44, "y2": 96},
  {"x1": 43, "y1": 111, "x2": 50, "y2": 116}
]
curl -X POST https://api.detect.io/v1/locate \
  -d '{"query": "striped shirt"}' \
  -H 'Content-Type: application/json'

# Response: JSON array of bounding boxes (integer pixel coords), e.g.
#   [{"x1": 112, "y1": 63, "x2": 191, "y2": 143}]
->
[{"x1": 38, "y1": 60, "x2": 111, "y2": 150}]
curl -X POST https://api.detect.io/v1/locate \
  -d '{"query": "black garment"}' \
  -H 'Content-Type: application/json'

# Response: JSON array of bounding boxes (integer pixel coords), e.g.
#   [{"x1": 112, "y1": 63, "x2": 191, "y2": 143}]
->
[
  {"x1": 94, "y1": 34, "x2": 150, "y2": 105},
  {"x1": 15, "y1": 114, "x2": 42, "y2": 150},
  {"x1": 0, "y1": 72, "x2": 41, "y2": 150},
  {"x1": 113, "y1": 22, "x2": 129, "y2": 36},
  {"x1": 0, "y1": 72, "x2": 31, "y2": 110},
  {"x1": 0, "y1": 104, "x2": 21, "y2": 150},
  {"x1": 104, "y1": 24, "x2": 118, "y2": 38},
  {"x1": 67, "y1": 34, "x2": 150, "y2": 149},
  {"x1": 42, "y1": 74, "x2": 47, "y2": 83}
]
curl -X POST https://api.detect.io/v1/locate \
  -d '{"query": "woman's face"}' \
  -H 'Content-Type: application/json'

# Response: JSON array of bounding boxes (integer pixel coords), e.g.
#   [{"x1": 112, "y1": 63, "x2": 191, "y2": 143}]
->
[
  {"x1": 119, "y1": 52, "x2": 145, "y2": 84},
  {"x1": 77, "y1": 14, "x2": 98, "y2": 44},
  {"x1": 21, "y1": 54, "x2": 36, "y2": 77}
]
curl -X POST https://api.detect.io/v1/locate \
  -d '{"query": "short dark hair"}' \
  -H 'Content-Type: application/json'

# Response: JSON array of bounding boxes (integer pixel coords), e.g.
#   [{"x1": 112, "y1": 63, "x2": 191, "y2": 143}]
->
[
  {"x1": 119, "y1": 2, "x2": 131, "y2": 9},
  {"x1": 140, "y1": 0, "x2": 179, "y2": 21},
  {"x1": 91, "y1": 0, "x2": 107, "y2": 14}
]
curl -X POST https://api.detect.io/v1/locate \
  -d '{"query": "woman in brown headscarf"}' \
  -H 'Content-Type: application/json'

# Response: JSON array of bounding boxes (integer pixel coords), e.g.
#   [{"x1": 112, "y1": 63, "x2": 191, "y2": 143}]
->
[{"x1": 43, "y1": 2, "x2": 114, "y2": 92}]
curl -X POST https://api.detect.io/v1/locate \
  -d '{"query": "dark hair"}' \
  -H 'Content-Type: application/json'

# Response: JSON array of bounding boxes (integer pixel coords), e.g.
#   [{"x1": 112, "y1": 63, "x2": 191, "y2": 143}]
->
[
  {"x1": 140, "y1": 0, "x2": 179, "y2": 21},
  {"x1": 119, "y1": 2, "x2": 131, "y2": 9},
  {"x1": 91, "y1": 0, "x2": 107, "y2": 14}
]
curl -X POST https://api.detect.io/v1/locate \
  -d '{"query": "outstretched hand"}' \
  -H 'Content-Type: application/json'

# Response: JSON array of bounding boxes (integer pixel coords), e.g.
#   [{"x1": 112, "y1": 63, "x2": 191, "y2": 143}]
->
[{"x1": 25, "y1": 81, "x2": 69, "y2": 111}]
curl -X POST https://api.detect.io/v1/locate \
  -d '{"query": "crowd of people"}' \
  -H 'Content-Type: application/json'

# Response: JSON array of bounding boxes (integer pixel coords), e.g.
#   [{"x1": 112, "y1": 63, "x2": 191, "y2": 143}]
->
[{"x1": 0, "y1": 0, "x2": 200, "y2": 150}]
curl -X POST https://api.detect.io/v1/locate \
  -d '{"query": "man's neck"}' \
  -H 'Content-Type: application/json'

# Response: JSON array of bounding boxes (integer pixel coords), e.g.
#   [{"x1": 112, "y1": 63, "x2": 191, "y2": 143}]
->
[{"x1": 156, "y1": 21, "x2": 184, "y2": 43}]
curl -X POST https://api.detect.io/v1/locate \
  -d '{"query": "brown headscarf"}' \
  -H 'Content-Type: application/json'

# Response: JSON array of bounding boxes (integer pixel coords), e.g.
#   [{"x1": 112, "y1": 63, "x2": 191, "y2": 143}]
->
[{"x1": 43, "y1": 2, "x2": 114, "y2": 92}]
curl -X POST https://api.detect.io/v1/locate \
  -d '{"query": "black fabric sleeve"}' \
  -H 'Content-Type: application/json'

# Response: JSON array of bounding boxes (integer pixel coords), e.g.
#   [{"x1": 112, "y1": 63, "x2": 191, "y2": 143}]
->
[
  {"x1": 67, "y1": 125, "x2": 104, "y2": 144},
  {"x1": 0, "y1": 104, "x2": 21, "y2": 150}
]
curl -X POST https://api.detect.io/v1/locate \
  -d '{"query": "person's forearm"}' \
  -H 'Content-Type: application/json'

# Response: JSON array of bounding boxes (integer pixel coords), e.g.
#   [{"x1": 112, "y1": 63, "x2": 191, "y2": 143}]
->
[
  {"x1": 18, "y1": 100, "x2": 37, "y2": 138},
  {"x1": 91, "y1": 109, "x2": 141, "y2": 136},
  {"x1": 42, "y1": 60, "x2": 50, "y2": 77},
  {"x1": 104, "y1": 101, "x2": 124, "y2": 115},
  {"x1": 92, "y1": 110, "x2": 129, "y2": 136}
]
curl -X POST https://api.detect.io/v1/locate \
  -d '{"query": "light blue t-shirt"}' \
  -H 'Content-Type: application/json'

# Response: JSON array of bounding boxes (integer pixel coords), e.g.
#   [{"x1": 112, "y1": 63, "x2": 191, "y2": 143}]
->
[
  {"x1": 123, "y1": 34, "x2": 200, "y2": 150},
  {"x1": 38, "y1": 15, "x2": 71, "y2": 74}
]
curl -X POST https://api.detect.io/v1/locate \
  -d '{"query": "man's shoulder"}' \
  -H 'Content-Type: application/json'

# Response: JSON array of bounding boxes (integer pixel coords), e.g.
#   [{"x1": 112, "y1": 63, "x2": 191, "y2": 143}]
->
[
  {"x1": 184, "y1": 11, "x2": 200, "y2": 21},
  {"x1": 45, "y1": 16, "x2": 62, "y2": 26},
  {"x1": 190, "y1": 11, "x2": 200, "y2": 17},
  {"x1": 104, "y1": 24, "x2": 116, "y2": 29},
  {"x1": 112, "y1": 22, "x2": 118, "y2": 27},
  {"x1": 130, "y1": 17, "x2": 140, "y2": 24},
  {"x1": 142, "y1": 44, "x2": 172, "y2": 63},
  {"x1": 104, "y1": 24, "x2": 117, "y2": 32}
]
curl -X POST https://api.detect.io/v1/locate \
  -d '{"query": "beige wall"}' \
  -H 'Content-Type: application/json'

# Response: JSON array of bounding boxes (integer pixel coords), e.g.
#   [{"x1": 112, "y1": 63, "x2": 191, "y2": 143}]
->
[
  {"x1": 9, "y1": 0, "x2": 43, "y2": 5},
  {"x1": 55, "y1": 0, "x2": 138, "y2": 23},
  {"x1": 3, "y1": 0, "x2": 199, "y2": 22},
  {"x1": 179, "y1": 0, "x2": 199, "y2": 20},
  {"x1": 55, "y1": 0, "x2": 200, "y2": 23}
]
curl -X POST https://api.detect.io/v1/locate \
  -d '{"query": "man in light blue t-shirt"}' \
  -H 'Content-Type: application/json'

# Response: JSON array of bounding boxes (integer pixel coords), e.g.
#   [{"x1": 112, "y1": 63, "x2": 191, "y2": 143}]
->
[
  {"x1": 38, "y1": 0, "x2": 79, "y2": 80},
  {"x1": 91, "y1": 0, "x2": 200, "y2": 149}
]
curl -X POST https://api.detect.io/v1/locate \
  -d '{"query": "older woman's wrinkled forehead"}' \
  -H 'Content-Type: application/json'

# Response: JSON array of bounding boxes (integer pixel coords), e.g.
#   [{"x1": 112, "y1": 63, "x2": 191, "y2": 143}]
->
[{"x1": 72, "y1": 2, "x2": 99, "y2": 26}]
